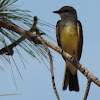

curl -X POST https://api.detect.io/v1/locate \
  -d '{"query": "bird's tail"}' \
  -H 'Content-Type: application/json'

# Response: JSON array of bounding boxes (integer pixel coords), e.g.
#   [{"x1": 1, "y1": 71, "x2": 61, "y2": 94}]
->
[{"x1": 62, "y1": 62, "x2": 79, "y2": 91}]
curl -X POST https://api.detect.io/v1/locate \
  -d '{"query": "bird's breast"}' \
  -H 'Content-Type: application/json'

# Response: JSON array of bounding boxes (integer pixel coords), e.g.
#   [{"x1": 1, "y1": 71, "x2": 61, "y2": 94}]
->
[{"x1": 60, "y1": 23, "x2": 78, "y2": 56}]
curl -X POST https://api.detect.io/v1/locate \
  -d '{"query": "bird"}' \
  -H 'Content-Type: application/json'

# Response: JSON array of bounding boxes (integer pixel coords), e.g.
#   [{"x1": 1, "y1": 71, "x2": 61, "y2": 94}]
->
[{"x1": 53, "y1": 6, "x2": 83, "y2": 91}]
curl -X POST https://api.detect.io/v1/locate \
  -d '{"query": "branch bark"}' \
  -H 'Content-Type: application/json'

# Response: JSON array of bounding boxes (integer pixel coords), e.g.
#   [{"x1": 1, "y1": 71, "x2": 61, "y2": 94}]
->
[
  {"x1": 83, "y1": 79, "x2": 92, "y2": 100},
  {"x1": 38, "y1": 35, "x2": 60, "y2": 100}
]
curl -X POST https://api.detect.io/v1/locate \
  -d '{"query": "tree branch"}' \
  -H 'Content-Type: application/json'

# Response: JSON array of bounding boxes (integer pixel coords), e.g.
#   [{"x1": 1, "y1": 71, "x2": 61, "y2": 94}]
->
[
  {"x1": 83, "y1": 79, "x2": 92, "y2": 100},
  {"x1": 38, "y1": 35, "x2": 60, "y2": 100},
  {"x1": 0, "y1": 36, "x2": 25, "y2": 55}
]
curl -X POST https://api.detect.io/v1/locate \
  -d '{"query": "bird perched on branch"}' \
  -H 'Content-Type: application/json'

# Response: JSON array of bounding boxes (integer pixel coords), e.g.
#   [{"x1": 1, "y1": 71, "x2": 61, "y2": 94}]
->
[{"x1": 53, "y1": 6, "x2": 83, "y2": 91}]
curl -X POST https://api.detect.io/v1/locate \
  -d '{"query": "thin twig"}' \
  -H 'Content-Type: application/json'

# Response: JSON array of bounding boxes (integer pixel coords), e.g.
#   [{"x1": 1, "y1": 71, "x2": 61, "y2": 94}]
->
[
  {"x1": 83, "y1": 79, "x2": 92, "y2": 100},
  {"x1": 0, "y1": 36, "x2": 25, "y2": 55},
  {"x1": 0, "y1": 93, "x2": 21, "y2": 96},
  {"x1": 38, "y1": 36, "x2": 60, "y2": 100}
]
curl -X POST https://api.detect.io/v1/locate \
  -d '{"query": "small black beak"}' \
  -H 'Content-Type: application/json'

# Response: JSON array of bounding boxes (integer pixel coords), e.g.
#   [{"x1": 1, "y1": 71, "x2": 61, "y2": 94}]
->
[{"x1": 53, "y1": 11, "x2": 59, "y2": 13}]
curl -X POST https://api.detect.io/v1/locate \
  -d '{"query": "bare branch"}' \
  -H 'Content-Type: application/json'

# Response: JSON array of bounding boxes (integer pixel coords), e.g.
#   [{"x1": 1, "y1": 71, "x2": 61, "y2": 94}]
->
[
  {"x1": 0, "y1": 36, "x2": 25, "y2": 55},
  {"x1": 83, "y1": 79, "x2": 92, "y2": 100},
  {"x1": 0, "y1": 93, "x2": 21, "y2": 96},
  {"x1": 38, "y1": 35, "x2": 60, "y2": 100}
]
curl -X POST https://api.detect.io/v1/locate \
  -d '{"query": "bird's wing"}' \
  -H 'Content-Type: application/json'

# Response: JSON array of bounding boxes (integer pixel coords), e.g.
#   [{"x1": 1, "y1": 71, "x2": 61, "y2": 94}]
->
[
  {"x1": 56, "y1": 20, "x2": 61, "y2": 47},
  {"x1": 77, "y1": 20, "x2": 83, "y2": 61},
  {"x1": 56, "y1": 20, "x2": 66, "y2": 61}
]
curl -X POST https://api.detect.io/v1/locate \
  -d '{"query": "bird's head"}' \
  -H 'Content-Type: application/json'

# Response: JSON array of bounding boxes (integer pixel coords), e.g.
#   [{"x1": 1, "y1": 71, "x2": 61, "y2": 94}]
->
[{"x1": 53, "y1": 6, "x2": 77, "y2": 19}]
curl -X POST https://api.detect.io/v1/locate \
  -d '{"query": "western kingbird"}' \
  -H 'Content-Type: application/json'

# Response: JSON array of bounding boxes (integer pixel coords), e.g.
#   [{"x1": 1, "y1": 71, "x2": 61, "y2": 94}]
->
[{"x1": 53, "y1": 6, "x2": 83, "y2": 91}]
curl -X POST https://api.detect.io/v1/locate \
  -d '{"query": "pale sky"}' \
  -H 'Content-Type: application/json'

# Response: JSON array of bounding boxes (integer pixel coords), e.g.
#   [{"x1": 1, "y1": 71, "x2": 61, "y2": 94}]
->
[{"x1": 0, "y1": 0, "x2": 100, "y2": 100}]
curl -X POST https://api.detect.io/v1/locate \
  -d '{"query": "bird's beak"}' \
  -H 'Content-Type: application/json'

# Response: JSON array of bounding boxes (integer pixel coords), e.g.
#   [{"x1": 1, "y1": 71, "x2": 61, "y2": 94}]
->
[{"x1": 53, "y1": 11, "x2": 59, "y2": 13}]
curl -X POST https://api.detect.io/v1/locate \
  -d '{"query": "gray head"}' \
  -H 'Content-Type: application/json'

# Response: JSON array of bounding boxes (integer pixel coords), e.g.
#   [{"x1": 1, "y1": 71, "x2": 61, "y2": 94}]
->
[{"x1": 53, "y1": 6, "x2": 77, "y2": 19}]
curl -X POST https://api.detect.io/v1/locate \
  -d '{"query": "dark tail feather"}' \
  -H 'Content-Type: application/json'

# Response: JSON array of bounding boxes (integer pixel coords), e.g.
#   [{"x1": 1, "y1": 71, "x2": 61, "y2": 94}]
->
[
  {"x1": 62, "y1": 67, "x2": 79, "y2": 91},
  {"x1": 62, "y1": 66, "x2": 69, "y2": 90},
  {"x1": 69, "y1": 69, "x2": 79, "y2": 91}
]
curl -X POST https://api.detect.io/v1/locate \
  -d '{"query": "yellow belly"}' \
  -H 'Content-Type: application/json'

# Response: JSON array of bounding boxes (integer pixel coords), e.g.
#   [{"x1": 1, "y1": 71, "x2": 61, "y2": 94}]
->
[
  {"x1": 60, "y1": 26, "x2": 78, "y2": 56},
  {"x1": 60, "y1": 26, "x2": 78, "y2": 75}
]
